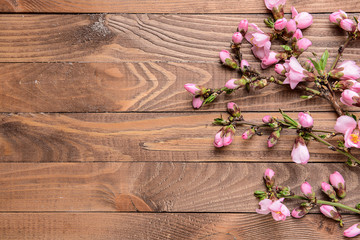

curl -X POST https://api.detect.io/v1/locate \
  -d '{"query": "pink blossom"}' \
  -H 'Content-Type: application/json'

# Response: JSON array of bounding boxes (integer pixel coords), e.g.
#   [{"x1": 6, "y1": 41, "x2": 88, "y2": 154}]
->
[
  {"x1": 223, "y1": 127, "x2": 235, "y2": 146},
  {"x1": 301, "y1": 181, "x2": 314, "y2": 199},
  {"x1": 344, "y1": 223, "x2": 360, "y2": 238},
  {"x1": 264, "y1": 0, "x2": 286, "y2": 10},
  {"x1": 291, "y1": 6, "x2": 298, "y2": 18},
  {"x1": 275, "y1": 64, "x2": 286, "y2": 75},
  {"x1": 251, "y1": 41, "x2": 271, "y2": 60},
  {"x1": 329, "y1": 10, "x2": 347, "y2": 24},
  {"x1": 334, "y1": 115, "x2": 360, "y2": 149},
  {"x1": 245, "y1": 23, "x2": 270, "y2": 47},
  {"x1": 264, "y1": 168, "x2": 275, "y2": 180},
  {"x1": 340, "y1": 90, "x2": 359, "y2": 106},
  {"x1": 340, "y1": 19, "x2": 356, "y2": 32},
  {"x1": 241, "y1": 60, "x2": 250, "y2": 70},
  {"x1": 268, "y1": 199, "x2": 291, "y2": 221},
  {"x1": 283, "y1": 57, "x2": 307, "y2": 89},
  {"x1": 184, "y1": 83, "x2": 201, "y2": 95},
  {"x1": 214, "y1": 129, "x2": 224, "y2": 148},
  {"x1": 192, "y1": 96, "x2": 204, "y2": 109},
  {"x1": 238, "y1": 19, "x2": 249, "y2": 34},
  {"x1": 330, "y1": 171, "x2": 346, "y2": 198},
  {"x1": 296, "y1": 38, "x2": 312, "y2": 52},
  {"x1": 293, "y1": 10, "x2": 313, "y2": 29},
  {"x1": 330, "y1": 61, "x2": 360, "y2": 80},
  {"x1": 298, "y1": 112, "x2": 313, "y2": 128},
  {"x1": 256, "y1": 199, "x2": 272, "y2": 214},
  {"x1": 232, "y1": 32, "x2": 243, "y2": 44},
  {"x1": 286, "y1": 19, "x2": 297, "y2": 34},
  {"x1": 274, "y1": 18, "x2": 287, "y2": 30},
  {"x1": 291, "y1": 136, "x2": 310, "y2": 164},
  {"x1": 293, "y1": 29, "x2": 303, "y2": 40},
  {"x1": 261, "y1": 51, "x2": 279, "y2": 69},
  {"x1": 320, "y1": 205, "x2": 342, "y2": 221},
  {"x1": 262, "y1": 115, "x2": 273, "y2": 123},
  {"x1": 341, "y1": 80, "x2": 360, "y2": 93},
  {"x1": 219, "y1": 50, "x2": 231, "y2": 63},
  {"x1": 214, "y1": 126, "x2": 235, "y2": 148}
]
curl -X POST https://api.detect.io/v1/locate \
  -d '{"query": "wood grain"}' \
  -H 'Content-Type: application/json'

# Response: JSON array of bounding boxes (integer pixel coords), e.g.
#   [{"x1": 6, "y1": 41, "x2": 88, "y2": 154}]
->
[
  {"x1": 0, "y1": 14, "x2": 359, "y2": 63},
  {"x1": 1, "y1": 112, "x2": 355, "y2": 163},
  {"x1": 0, "y1": 162, "x2": 358, "y2": 212},
  {"x1": 0, "y1": 0, "x2": 358, "y2": 13},
  {"x1": 2, "y1": 62, "x2": 358, "y2": 113},
  {"x1": 1, "y1": 213, "x2": 359, "y2": 240}
]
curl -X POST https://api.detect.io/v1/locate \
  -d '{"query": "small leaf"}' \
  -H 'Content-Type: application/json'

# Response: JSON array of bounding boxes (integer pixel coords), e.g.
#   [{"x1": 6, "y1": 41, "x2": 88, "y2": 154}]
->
[
  {"x1": 300, "y1": 95, "x2": 313, "y2": 99},
  {"x1": 319, "y1": 50, "x2": 329, "y2": 71},
  {"x1": 354, "y1": 16, "x2": 359, "y2": 24},
  {"x1": 308, "y1": 58, "x2": 322, "y2": 75},
  {"x1": 351, "y1": 114, "x2": 357, "y2": 121},
  {"x1": 281, "y1": 45, "x2": 292, "y2": 52},
  {"x1": 204, "y1": 94, "x2": 217, "y2": 104}
]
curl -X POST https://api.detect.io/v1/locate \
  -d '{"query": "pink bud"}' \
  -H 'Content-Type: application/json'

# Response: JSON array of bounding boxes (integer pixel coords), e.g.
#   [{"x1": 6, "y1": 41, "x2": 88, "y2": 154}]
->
[
  {"x1": 330, "y1": 171, "x2": 346, "y2": 198},
  {"x1": 291, "y1": 6, "x2": 298, "y2": 18},
  {"x1": 214, "y1": 128, "x2": 224, "y2": 148},
  {"x1": 340, "y1": 90, "x2": 359, "y2": 106},
  {"x1": 301, "y1": 181, "x2": 314, "y2": 198},
  {"x1": 227, "y1": 102, "x2": 241, "y2": 117},
  {"x1": 340, "y1": 19, "x2": 356, "y2": 32},
  {"x1": 238, "y1": 19, "x2": 248, "y2": 34},
  {"x1": 320, "y1": 205, "x2": 342, "y2": 221},
  {"x1": 298, "y1": 112, "x2": 313, "y2": 128},
  {"x1": 296, "y1": 38, "x2": 312, "y2": 52},
  {"x1": 232, "y1": 32, "x2": 243, "y2": 44},
  {"x1": 291, "y1": 136, "x2": 309, "y2": 164},
  {"x1": 274, "y1": 18, "x2": 287, "y2": 31},
  {"x1": 262, "y1": 115, "x2": 273, "y2": 123},
  {"x1": 321, "y1": 182, "x2": 337, "y2": 200},
  {"x1": 344, "y1": 223, "x2": 360, "y2": 238},
  {"x1": 192, "y1": 96, "x2": 204, "y2": 109},
  {"x1": 184, "y1": 83, "x2": 201, "y2": 95},
  {"x1": 241, "y1": 60, "x2": 249, "y2": 70},
  {"x1": 264, "y1": 168, "x2": 275, "y2": 180},
  {"x1": 275, "y1": 64, "x2": 286, "y2": 75},
  {"x1": 261, "y1": 51, "x2": 279, "y2": 69},
  {"x1": 219, "y1": 50, "x2": 231, "y2": 63},
  {"x1": 292, "y1": 29, "x2": 303, "y2": 40},
  {"x1": 291, "y1": 206, "x2": 310, "y2": 218},
  {"x1": 329, "y1": 10, "x2": 348, "y2": 24},
  {"x1": 294, "y1": 12, "x2": 313, "y2": 29},
  {"x1": 341, "y1": 80, "x2": 360, "y2": 93},
  {"x1": 286, "y1": 19, "x2": 297, "y2": 33},
  {"x1": 223, "y1": 126, "x2": 235, "y2": 147},
  {"x1": 264, "y1": 0, "x2": 286, "y2": 11},
  {"x1": 242, "y1": 128, "x2": 255, "y2": 140},
  {"x1": 330, "y1": 61, "x2": 360, "y2": 80}
]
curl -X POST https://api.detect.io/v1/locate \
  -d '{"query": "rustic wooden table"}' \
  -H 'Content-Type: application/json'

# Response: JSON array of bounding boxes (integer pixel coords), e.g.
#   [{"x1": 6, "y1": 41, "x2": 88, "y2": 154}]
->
[{"x1": 0, "y1": 0, "x2": 360, "y2": 239}]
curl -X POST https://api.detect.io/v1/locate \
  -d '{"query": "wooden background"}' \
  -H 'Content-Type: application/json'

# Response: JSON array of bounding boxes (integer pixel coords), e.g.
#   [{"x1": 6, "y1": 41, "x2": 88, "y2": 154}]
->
[{"x1": 0, "y1": 0, "x2": 360, "y2": 239}]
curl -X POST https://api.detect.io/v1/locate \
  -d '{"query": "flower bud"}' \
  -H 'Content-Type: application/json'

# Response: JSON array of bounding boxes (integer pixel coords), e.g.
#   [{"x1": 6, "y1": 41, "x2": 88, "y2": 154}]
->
[
  {"x1": 225, "y1": 77, "x2": 248, "y2": 90},
  {"x1": 242, "y1": 128, "x2": 256, "y2": 140},
  {"x1": 303, "y1": 59, "x2": 314, "y2": 72},
  {"x1": 320, "y1": 205, "x2": 342, "y2": 222},
  {"x1": 264, "y1": 168, "x2": 275, "y2": 188},
  {"x1": 292, "y1": 29, "x2": 303, "y2": 40},
  {"x1": 192, "y1": 96, "x2": 204, "y2": 109},
  {"x1": 298, "y1": 112, "x2": 313, "y2": 128},
  {"x1": 250, "y1": 79, "x2": 269, "y2": 90},
  {"x1": 262, "y1": 115, "x2": 273, "y2": 123},
  {"x1": 340, "y1": 19, "x2": 356, "y2": 32},
  {"x1": 321, "y1": 182, "x2": 337, "y2": 201},
  {"x1": 219, "y1": 50, "x2": 238, "y2": 69},
  {"x1": 296, "y1": 38, "x2": 312, "y2": 52},
  {"x1": 275, "y1": 64, "x2": 286, "y2": 75},
  {"x1": 286, "y1": 19, "x2": 297, "y2": 34},
  {"x1": 344, "y1": 224, "x2": 360, "y2": 238},
  {"x1": 340, "y1": 80, "x2": 360, "y2": 93},
  {"x1": 291, "y1": 136, "x2": 310, "y2": 164},
  {"x1": 267, "y1": 129, "x2": 281, "y2": 148},
  {"x1": 261, "y1": 51, "x2": 280, "y2": 69},
  {"x1": 238, "y1": 19, "x2": 248, "y2": 34},
  {"x1": 340, "y1": 90, "x2": 359, "y2": 106},
  {"x1": 223, "y1": 125, "x2": 235, "y2": 147},
  {"x1": 291, "y1": 205, "x2": 311, "y2": 218},
  {"x1": 214, "y1": 127, "x2": 225, "y2": 148},
  {"x1": 329, "y1": 61, "x2": 360, "y2": 80},
  {"x1": 232, "y1": 32, "x2": 243, "y2": 44},
  {"x1": 274, "y1": 18, "x2": 287, "y2": 31},
  {"x1": 329, "y1": 10, "x2": 347, "y2": 24},
  {"x1": 330, "y1": 171, "x2": 346, "y2": 198},
  {"x1": 301, "y1": 181, "x2": 315, "y2": 199},
  {"x1": 240, "y1": 60, "x2": 249, "y2": 70},
  {"x1": 184, "y1": 83, "x2": 201, "y2": 95},
  {"x1": 227, "y1": 102, "x2": 241, "y2": 118},
  {"x1": 291, "y1": 6, "x2": 298, "y2": 18},
  {"x1": 294, "y1": 11, "x2": 313, "y2": 29}
]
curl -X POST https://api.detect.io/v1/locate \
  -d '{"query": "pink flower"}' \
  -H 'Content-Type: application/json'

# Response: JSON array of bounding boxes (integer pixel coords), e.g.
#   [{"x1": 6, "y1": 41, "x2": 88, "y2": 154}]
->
[
  {"x1": 264, "y1": 0, "x2": 286, "y2": 10},
  {"x1": 296, "y1": 38, "x2": 312, "y2": 52},
  {"x1": 329, "y1": 10, "x2": 347, "y2": 24},
  {"x1": 330, "y1": 171, "x2": 346, "y2": 198},
  {"x1": 286, "y1": 19, "x2": 297, "y2": 34},
  {"x1": 264, "y1": 168, "x2": 275, "y2": 188},
  {"x1": 238, "y1": 19, "x2": 249, "y2": 34},
  {"x1": 214, "y1": 128, "x2": 224, "y2": 148},
  {"x1": 291, "y1": 6, "x2": 298, "y2": 18},
  {"x1": 184, "y1": 83, "x2": 201, "y2": 95},
  {"x1": 274, "y1": 18, "x2": 287, "y2": 30},
  {"x1": 321, "y1": 182, "x2": 337, "y2": 200},
  {"x1": 275, "y1": 64, "x2": 286, "y2": 75},
  {"x1": 283, "y1": 57, "x2": 307, "y2": 89},
  {"x1": 251, "y1": 41, "x2": 271, "y2": 60},
  {"x1": 245, "y1": 23, "x2": 270, "y2": 48},
  {"x1": 344, "y1": 223, "x2": 360, "y2": 238},
  {"x1": 261, "y1": 51, "x2": 279, "y2": 69},
  {"x1": 291, "y1": 136, "x2": 310, "y2": 164},
  {"x1": 214, "y1": 126, "x2": 235, "y2": 148},
  {"x1": 292, "y1": 7, "x2": 313, "y2": 29},
  {"x1": 335, "y1": 115, "x2": 360, "y2": 148},
  {"x1": 219, "y1": 50, "x2": 231, "y2": 63},
  {"x1": 241, "y1": 60, "x2": 250, "y2": 70},
  {"x1": 330, "y1": 61, "x2": 360, "y2": 80},
  {"x1": 256, "y1": 198, "x2": 272, "y2": 214},
  {"x1": 232, "y1": 32, "x2": 243, "y2": 44},
  {"x1": 298, "y1": 112, "x2": 313, "y2": 128},
  {"x1": 341, "y1": 80, "x2": 360, "y2": 93},
  {"x1": 340, "y1": 90, "x2": 359, "y2": 106},
  {"x1": 269, "y1": 199, "x2": 290, "y2": 221},
  {"x1": 192, "y1": 96, "x2": 204, "y2": 109},
  {"x1": 320, "y1": 205, "x2": 342, "y2": 221},
  {"x1": 292, "y1": 29, "x2": 303, "y2": 40},
  {"x1": 301, "y1": 181, "x2": 314, "y2": 199},
  {"x1": 262, "y1": 115, "x2": 273, "y2": 123},
  {"x1": 340, "y1": 19, "x2": 356, "y2": 32}
]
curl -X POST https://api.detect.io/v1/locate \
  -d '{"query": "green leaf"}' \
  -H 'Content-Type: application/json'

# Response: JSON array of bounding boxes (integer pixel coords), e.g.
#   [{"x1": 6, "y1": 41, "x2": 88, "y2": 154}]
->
[
  {"x1": 279, "y1": 109, "x2": 299, "y2": 127},
  {"x1": 337, "y1": 140, "x2": 345, "y2": 148},
  {"x1": 319, "y1": 50, "x2": 329, "y2": 71},
  {"x1": 354, "y1": 16, "x2": 359, "y2": 24},
  {"x1": 204, "y1": 94, "x2": 217, "y2": 104},
  {"x1": 351, "y1": 114, "x2": 357, "y2": 121},
  {"x1": 280, "y1": 45, "x2": 292, "y2": 52},
  {"x1": 308, "y1": 58, "x2": 322, "y2": 75}
]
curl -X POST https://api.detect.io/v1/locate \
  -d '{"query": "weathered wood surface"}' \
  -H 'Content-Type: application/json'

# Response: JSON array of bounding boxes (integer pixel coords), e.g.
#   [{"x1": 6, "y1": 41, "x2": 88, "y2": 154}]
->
[
  {"x1": 0, "y1": 213, "x2": 358, "y2": 240},
  {"x1": 0, "y1": 14, "x2": 359, "y2": 63},
  {"x1": 0, "y1": 162, "x2": 358, "y2": 212},
  {"x1": 0, "y1": 0, "x2": 358, "y2": 13},
  {"x1": 1, "y1": 62, "x2": 358, "y2": 113},
  {"x1": 1, "y1": 112, "x2": 354, "y2": 163}
]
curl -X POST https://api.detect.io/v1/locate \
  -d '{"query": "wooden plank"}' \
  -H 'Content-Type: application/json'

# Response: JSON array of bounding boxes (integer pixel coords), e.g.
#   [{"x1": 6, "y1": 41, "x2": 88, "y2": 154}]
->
[
  {"x1": 2, "y1": 62, "x2": 357, "y2": 113},
  {"x1": 0, "y1": 112, "x2": 350, "y2": 163},
  {"x1": 0, "y1": 0, "x2": 358, "y2": 13},
  {"x1": 0, "y1": 213, "x2": 358, "y2": 240},
  {"x1": 0, "y1": 162, "x2": 358, "y2": 212},
  {"x1": 0, "y1": 14, "x2": 359, "y2": 63}
]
